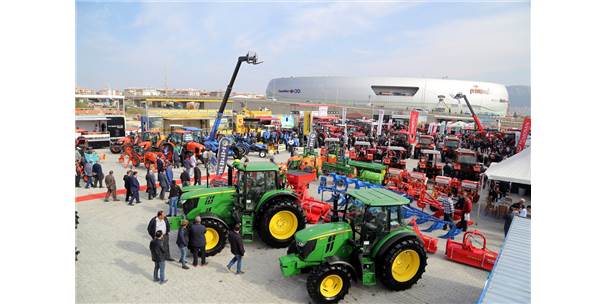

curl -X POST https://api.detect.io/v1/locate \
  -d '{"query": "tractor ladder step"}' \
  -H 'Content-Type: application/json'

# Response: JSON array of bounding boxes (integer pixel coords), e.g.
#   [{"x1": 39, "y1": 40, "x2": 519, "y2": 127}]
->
[
  {"x1": 361, "y1": 256, "x2": 376, "y2": 286},
  {"x1": 241, "y1": 214, "x2": 254, "y2": 242}
]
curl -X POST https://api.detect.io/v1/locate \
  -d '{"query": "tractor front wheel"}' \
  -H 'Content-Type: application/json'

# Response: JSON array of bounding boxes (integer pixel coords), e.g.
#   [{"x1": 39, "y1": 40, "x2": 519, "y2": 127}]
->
[
  {"x1": 259, "y1": 150, "x2": 267, "y2": 158},
  {"x1": 258, "y1": 199, "x2": 306, "y2": 248},
  {"x1": 110, "y1": 144, "x2": 122, "y2": 154},
  {"x1": 306, "y1": 264, "x2": 352, "y2": 304},
  {"x1": 378, "y1": 238, "x2": 427, "y2": 291},
  {"x1": 200, "y1": 217, "x2": 228, "y2": 256}
]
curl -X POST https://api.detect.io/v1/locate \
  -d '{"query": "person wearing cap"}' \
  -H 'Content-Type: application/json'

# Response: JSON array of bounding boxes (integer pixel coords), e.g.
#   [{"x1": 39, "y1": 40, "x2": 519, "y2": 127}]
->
[
  {"x1": 188, "y1": 216, "x2": 207, "y2": 267},
  {"x1": 176, "y1": 219, "x2": 190, "y2": 269}
]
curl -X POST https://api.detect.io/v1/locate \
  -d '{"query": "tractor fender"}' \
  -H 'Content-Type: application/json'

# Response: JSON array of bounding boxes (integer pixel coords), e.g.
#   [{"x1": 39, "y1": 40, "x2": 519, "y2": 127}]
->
[
  {"x1": 325, "y1": 256, "x2": 359, "y2": 282},
  {"x1": 371, "y1": 230, "x2": 422, "y2": 260},
  {"x1": 197, "y1": 213, "x2": 229, "y2": 230},
  {"x1": 255, "y1": 190, "x2": 299, "y2": 213}
]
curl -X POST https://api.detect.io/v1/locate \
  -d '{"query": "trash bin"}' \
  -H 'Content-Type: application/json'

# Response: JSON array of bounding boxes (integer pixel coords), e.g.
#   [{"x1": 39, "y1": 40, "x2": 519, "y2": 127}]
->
[{"x1": 518, "y1": 187, "x2": 526, "y2": 196}]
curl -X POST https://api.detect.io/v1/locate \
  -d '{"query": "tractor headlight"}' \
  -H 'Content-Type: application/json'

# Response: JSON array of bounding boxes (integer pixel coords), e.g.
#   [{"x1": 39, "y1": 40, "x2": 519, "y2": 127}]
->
[{"x1": 298, "y1": 239, "x2": 317, "y2": 260}]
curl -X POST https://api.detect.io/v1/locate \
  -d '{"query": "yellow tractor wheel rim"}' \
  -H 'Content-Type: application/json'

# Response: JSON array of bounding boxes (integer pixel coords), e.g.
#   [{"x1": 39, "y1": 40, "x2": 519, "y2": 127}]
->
[
  {"x1": 320, "y1": 274, "x2": 343, "y2": 298},
  {"x1": 391, "y1": 249, "x2": 421, "y2": 282},
  {"x1": 269, "y1": 210, "x2": 298, "y2": 240},
  {"x1": 205, "y1": 228, "x2": 220, "y2": 251}
]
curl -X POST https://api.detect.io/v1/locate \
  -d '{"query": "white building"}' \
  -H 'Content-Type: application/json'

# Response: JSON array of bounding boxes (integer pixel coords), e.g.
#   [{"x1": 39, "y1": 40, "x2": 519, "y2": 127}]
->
[{"x1": 266, "y1": 76, "x2": 509, "y2": 116}]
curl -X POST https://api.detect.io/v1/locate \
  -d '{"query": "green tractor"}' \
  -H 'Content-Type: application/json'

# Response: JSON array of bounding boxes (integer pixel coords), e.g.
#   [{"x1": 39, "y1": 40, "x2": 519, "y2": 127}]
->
[
  {"x1": 279, "y1": 188, "x2": 427, "y2": 303},
  {"x1": 169, "y1": 159, "x2": 306, "y2": 256}
]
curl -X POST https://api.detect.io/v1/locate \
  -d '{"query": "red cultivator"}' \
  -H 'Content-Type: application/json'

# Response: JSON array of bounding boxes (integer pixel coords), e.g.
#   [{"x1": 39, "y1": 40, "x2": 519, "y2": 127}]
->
[
  {"x1": 409, "y1": 218, "x2": 438, "y2": 254},
  {"x1": 445, "y1": 230, "x2": 497, "y2": 271},
  {"x1": 284, "y1": 171, "x2": 331, "y2": 224}
]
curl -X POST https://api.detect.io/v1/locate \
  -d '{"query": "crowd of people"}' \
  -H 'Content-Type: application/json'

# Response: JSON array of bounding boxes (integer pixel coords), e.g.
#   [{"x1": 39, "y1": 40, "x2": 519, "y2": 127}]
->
[{"x1": 147, "y1": 211, "x2": 246, "y2": 284}]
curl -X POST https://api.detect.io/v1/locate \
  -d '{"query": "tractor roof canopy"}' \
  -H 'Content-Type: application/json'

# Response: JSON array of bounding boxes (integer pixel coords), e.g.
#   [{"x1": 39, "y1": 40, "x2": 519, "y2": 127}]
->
[
  {"x1": 346, "y1": 188, "x2": 410, "y2": 207},
  {"x1": 231, "y1": 160, "x2": 280, "y2": 172}
]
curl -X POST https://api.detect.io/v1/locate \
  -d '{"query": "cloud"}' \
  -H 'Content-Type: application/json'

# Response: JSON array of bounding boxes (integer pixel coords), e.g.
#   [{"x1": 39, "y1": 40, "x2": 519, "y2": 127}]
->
[
  {"x1": 265, "y1": 2, "x2": 417, "y2": 54},
  {"x1": 357, "y1": 9, "x2": 530, "y2": 85}
]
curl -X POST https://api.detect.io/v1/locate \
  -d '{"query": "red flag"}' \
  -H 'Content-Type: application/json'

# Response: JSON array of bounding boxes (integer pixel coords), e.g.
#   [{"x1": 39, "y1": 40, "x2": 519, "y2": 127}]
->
[
  {"x1": 408, "y1": 111, "x2": 419, "y2": 144},
  {"x1": 516, "y1": 116, "x2": 531, "y2": 152}
]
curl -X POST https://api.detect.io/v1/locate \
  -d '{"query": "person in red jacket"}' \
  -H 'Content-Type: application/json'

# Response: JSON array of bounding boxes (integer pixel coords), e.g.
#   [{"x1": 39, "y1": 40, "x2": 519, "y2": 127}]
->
[{"x1": 460, "y1": 194, "x2": 473, "y2": 231}]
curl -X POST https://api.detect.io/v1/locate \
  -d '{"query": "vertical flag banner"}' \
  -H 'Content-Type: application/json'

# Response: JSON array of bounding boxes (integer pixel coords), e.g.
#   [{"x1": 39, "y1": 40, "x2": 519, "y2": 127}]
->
[
  {"x1": 216, "y1": 137, "x2": 231, "y2": 176},
  {"x1": 342, "y1": 107, "x2": 348, "y2": 143},
  {"x1": 517, "y1": 116, "x2": 531, "y2": 152},
  {"x1": 376, "y1": 109, "x2": 385, "y2": 136},
  {"x1": 408, "y1": 110, "x2": 419, "y2": 144},
  {"x1": 303, "y1": 111, "x2": 312, "y2": 135}
]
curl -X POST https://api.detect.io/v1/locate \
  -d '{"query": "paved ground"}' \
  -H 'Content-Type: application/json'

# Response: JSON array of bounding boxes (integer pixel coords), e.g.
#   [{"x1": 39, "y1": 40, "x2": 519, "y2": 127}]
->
[{"x1": 76, "y1": 148, "x2": 528, "y2": 303}]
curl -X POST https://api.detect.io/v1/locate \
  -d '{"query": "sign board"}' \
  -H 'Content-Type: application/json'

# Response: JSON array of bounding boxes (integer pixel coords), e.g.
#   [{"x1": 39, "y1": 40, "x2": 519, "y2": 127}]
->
[
  {"x1": 342, "y1": 107, "x2": 348, "y2": 143},
  {"x1": 215, "y1": 137, "x2": 231, "y2": 176},
  {"x1": 318, "y1": 106, "x2": 328, "y2": 117},
  {"x1": 408, "y1": 111, "x2": 419, "y2": 144},
  {"x1": 516, "y1": 117, "x2": 531, "y2": 152},
  {"x1": 376, "y1": 109, "x2": 385, "y2": 136}
]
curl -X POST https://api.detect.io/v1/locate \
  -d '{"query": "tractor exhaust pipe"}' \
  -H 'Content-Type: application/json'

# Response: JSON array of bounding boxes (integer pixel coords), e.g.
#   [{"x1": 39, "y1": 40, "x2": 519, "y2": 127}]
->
[{"x1": 331, "y1": 193, "x2": 341, "y2": 222}]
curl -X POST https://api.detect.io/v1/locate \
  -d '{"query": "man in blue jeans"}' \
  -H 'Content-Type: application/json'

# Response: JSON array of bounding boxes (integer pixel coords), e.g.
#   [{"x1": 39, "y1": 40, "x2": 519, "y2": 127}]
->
[
  {"x1": 227, "y1": 224, "x2": 245, "y2": 274},
  {"x1": 168, "y1": 180, "x2": 182, "y2": 216},
  {"x1": 150, "y1": 230, "x2": 167, "y2": 284},
  {"x1": 176, "y1": 219, "x2": 190, "y2": 269}
]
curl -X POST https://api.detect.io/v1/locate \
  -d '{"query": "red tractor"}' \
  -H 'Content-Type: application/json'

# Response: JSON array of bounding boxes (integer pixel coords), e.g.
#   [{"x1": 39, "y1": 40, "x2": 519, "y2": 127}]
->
[
  {"x1": 415, "y1": 149, "x2": 444, "y2": 179},
  {"x1": 138, "y1": 130, "x2": 163, "y2": 151},
  {"x1": 348, "y1": 141, "x2": 372, "y2": 161},
  {"x1": 441, "y1": 136, "x2": 460, "y2": 162},
  {"x1": 382, "y1": 146, "x2": 407, "y2": 169},
  {"x1": 452, "y1": 149, "x2": 483, "y2": 181},
  {"x1": 413, "y1": 135, "x2": 436, "y2": 159},
  {"x1": 163, "y1": 130, "x2": 205, "y2": 161}
]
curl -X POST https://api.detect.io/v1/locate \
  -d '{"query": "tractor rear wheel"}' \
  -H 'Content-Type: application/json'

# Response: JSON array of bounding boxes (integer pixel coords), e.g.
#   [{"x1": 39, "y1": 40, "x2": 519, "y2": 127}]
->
[
  {"x1": 306, "y1": 264, "x2": 352, "y2": 304},
  {"x1": 200, "y1": 217, "x2": 228, "y2": 256},
  {"x1": 258, "y1": 199, "x2": 306, "y2": 248},
  {"x1": 110, "y1": 144, "x2": 122, "y2": 154},
  {"x1": 377, "y1": 238, "x2": 427, "y2": 291}
]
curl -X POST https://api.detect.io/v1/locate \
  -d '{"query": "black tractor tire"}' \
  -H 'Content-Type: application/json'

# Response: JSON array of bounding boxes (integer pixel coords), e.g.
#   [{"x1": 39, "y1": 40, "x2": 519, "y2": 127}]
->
[
  {"x1": 259, "y1": 150, "x2": 268, "y2": 158},
  {"x1": 110, "y1": 144, "x2": 122, "y2": 154},
  {"x1": 199, "y1": 217, "x2": 228, "y2": 256},
  {"x1": 306, "y1": 264, "x2": 352, "y2": 304},
  {"x1": 258, "y1": 199, "x2": 306, "y2": 248},
  {"x1": 377, "y1": 237, "x2": 427, "y2": 291}
]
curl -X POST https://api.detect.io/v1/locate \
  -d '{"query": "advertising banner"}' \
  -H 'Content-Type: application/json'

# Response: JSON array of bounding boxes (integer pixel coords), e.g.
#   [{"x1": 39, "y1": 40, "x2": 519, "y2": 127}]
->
[
  {"x1": 342, "y1": 107, "x2": 348, "y2": 143},
  {"x1": 318, "y1": 106, "x2": 328, "y2": 117},
  {"x1": 303, "y1": 111, "x2": 312, "y2": 135},
  {"x1": 408, "y1": 110, "x2": 419, "y2": 144},
  {"x1": 516, "y1": 116, "x2": 531, "y2": 153},
  {"x1": 306, "y1": 131, "x2": 317, "y2": 152},
  {"x1": 215, "y1": 137, "x2": 231, "y2": 176},
  {"x1": 376, "y1": 109, "x2": 385, "y2": 136}
]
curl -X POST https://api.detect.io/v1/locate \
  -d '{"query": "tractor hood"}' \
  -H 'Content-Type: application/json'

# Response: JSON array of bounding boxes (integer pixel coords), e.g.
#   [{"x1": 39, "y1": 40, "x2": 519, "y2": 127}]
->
[
  {"x1": 180, "y1": 186, "x2": 235, "y2": 200},
  {"x1": 295, "y1": 222, "x2": 351, "y2": 243}
]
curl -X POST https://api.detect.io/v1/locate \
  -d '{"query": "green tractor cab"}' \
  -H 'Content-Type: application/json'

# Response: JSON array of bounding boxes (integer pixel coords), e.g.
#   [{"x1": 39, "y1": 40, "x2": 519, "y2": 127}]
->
[
  {"x1": 279, "y1": 188, "x2": 427, "y2": 303},
  {"x1": 169, "y1": 159, "x2": 306, "y2": 256}
]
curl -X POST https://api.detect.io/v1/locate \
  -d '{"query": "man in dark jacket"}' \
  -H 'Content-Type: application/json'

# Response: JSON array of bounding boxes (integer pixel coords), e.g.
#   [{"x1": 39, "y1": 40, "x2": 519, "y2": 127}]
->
[
  {"x1": 149, "y1": 230, "x2": 167, "y2": 284},
  {"x1": 180, "y1": 169, "x2": 190, "y2": 187},
  {"x1": 146, "y1": 169, "x2": 157, "y2": 200},
  {"x1": 193, "y1": 165, "x2": 202, "y2": 186},
  {"x1": 156, "y1": 157, "x2": 165, "y2": 173},
  {"x1": 123, "y1": 170, "x2": 132, "y2": 202},
  {"x1": 147, "y1": 211, "x2": 174, "y2": 261},
  {"x1": 158, "y1": 170, "x2": 169, "y2": 200},
  {"x1": 188, "y1": 216, "x2": 206, "y2": 267},
  {"x1": 226, "y1": 224, "x2": 245, "y2": 274},
  {"x1": 168, "y1": 181, "x2": 182, "y2": 216},
  {"x1": 92, "y1": 162, "x2": 104, "y2": 188},
  {"x1": 128, "y1": 171, "x2": 141, "y2": 205},
  {"x1": 176, "y1": 219, "x2": 190, "y2": 269},
  {"x1": 504, "y1": 205, "x2": 520, "y2": 237}
]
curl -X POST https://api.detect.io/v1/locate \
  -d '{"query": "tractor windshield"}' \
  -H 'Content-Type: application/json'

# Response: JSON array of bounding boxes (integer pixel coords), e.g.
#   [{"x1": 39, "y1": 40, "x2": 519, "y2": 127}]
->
[
  {"x1": 458, "y1": 153, "x2": 477, "y2": 164},
  {"x1": 183, "y1": 133, "x2": 194, "y2": 142},
  {"x1": 362, "y1": 206, "x2": 389, "y2": 245},
  {"x1": 445, "y1": 140, "x2": 459, "y2": 148},
  {"x1": 419, "y1": 137, "x2": 433, "y2": 145}
]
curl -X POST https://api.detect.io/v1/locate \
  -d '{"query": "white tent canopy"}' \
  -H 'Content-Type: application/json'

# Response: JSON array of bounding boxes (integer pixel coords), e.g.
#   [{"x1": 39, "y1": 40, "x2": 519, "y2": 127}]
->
[{"x1": 485, "y1": 147, "x2": 531, "y2": 185}]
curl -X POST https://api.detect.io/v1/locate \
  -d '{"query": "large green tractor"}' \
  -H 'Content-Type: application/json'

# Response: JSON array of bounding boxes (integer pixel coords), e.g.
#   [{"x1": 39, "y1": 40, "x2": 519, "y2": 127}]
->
[
  {"x1": 279, "y1": 188, "x2": 427, "y2": 303},
  {"x1": 169, "y1": 159, "x2": 306, "y2": 256}
]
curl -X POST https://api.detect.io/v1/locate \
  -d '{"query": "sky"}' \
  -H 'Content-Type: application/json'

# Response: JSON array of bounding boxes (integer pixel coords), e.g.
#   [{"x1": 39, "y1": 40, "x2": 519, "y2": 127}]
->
[{"x1": 76, "y1": 1, "x2": 530, "y2": 94}]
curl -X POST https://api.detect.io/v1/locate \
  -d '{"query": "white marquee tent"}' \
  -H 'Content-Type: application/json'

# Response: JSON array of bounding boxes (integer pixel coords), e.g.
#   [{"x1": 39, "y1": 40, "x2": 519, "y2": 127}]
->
[{"x1": 485, "y1": 147, "x2": 531, "y2": 185}]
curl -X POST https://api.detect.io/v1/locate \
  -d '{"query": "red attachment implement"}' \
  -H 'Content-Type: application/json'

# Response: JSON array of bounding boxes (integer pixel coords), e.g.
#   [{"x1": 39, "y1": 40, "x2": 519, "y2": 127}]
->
[
  {"x1": 409, "y1": 218, "x2": 438, "y2": 254},
  {"x1": 285, "y1": 171, "x2": 331, "y2": 224},
  {"x1": 445, "y1": 230, "x2": 498, "y2": 271}
]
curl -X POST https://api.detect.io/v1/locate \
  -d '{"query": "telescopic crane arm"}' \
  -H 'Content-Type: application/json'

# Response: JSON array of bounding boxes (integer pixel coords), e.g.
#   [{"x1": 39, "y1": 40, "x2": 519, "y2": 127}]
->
[
  {"x1": 453, "y1": 93, "x2": 484, "y2": 133},
  {"x1": 208, "y1": 52, "x2": 262, "y2": 141}
]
